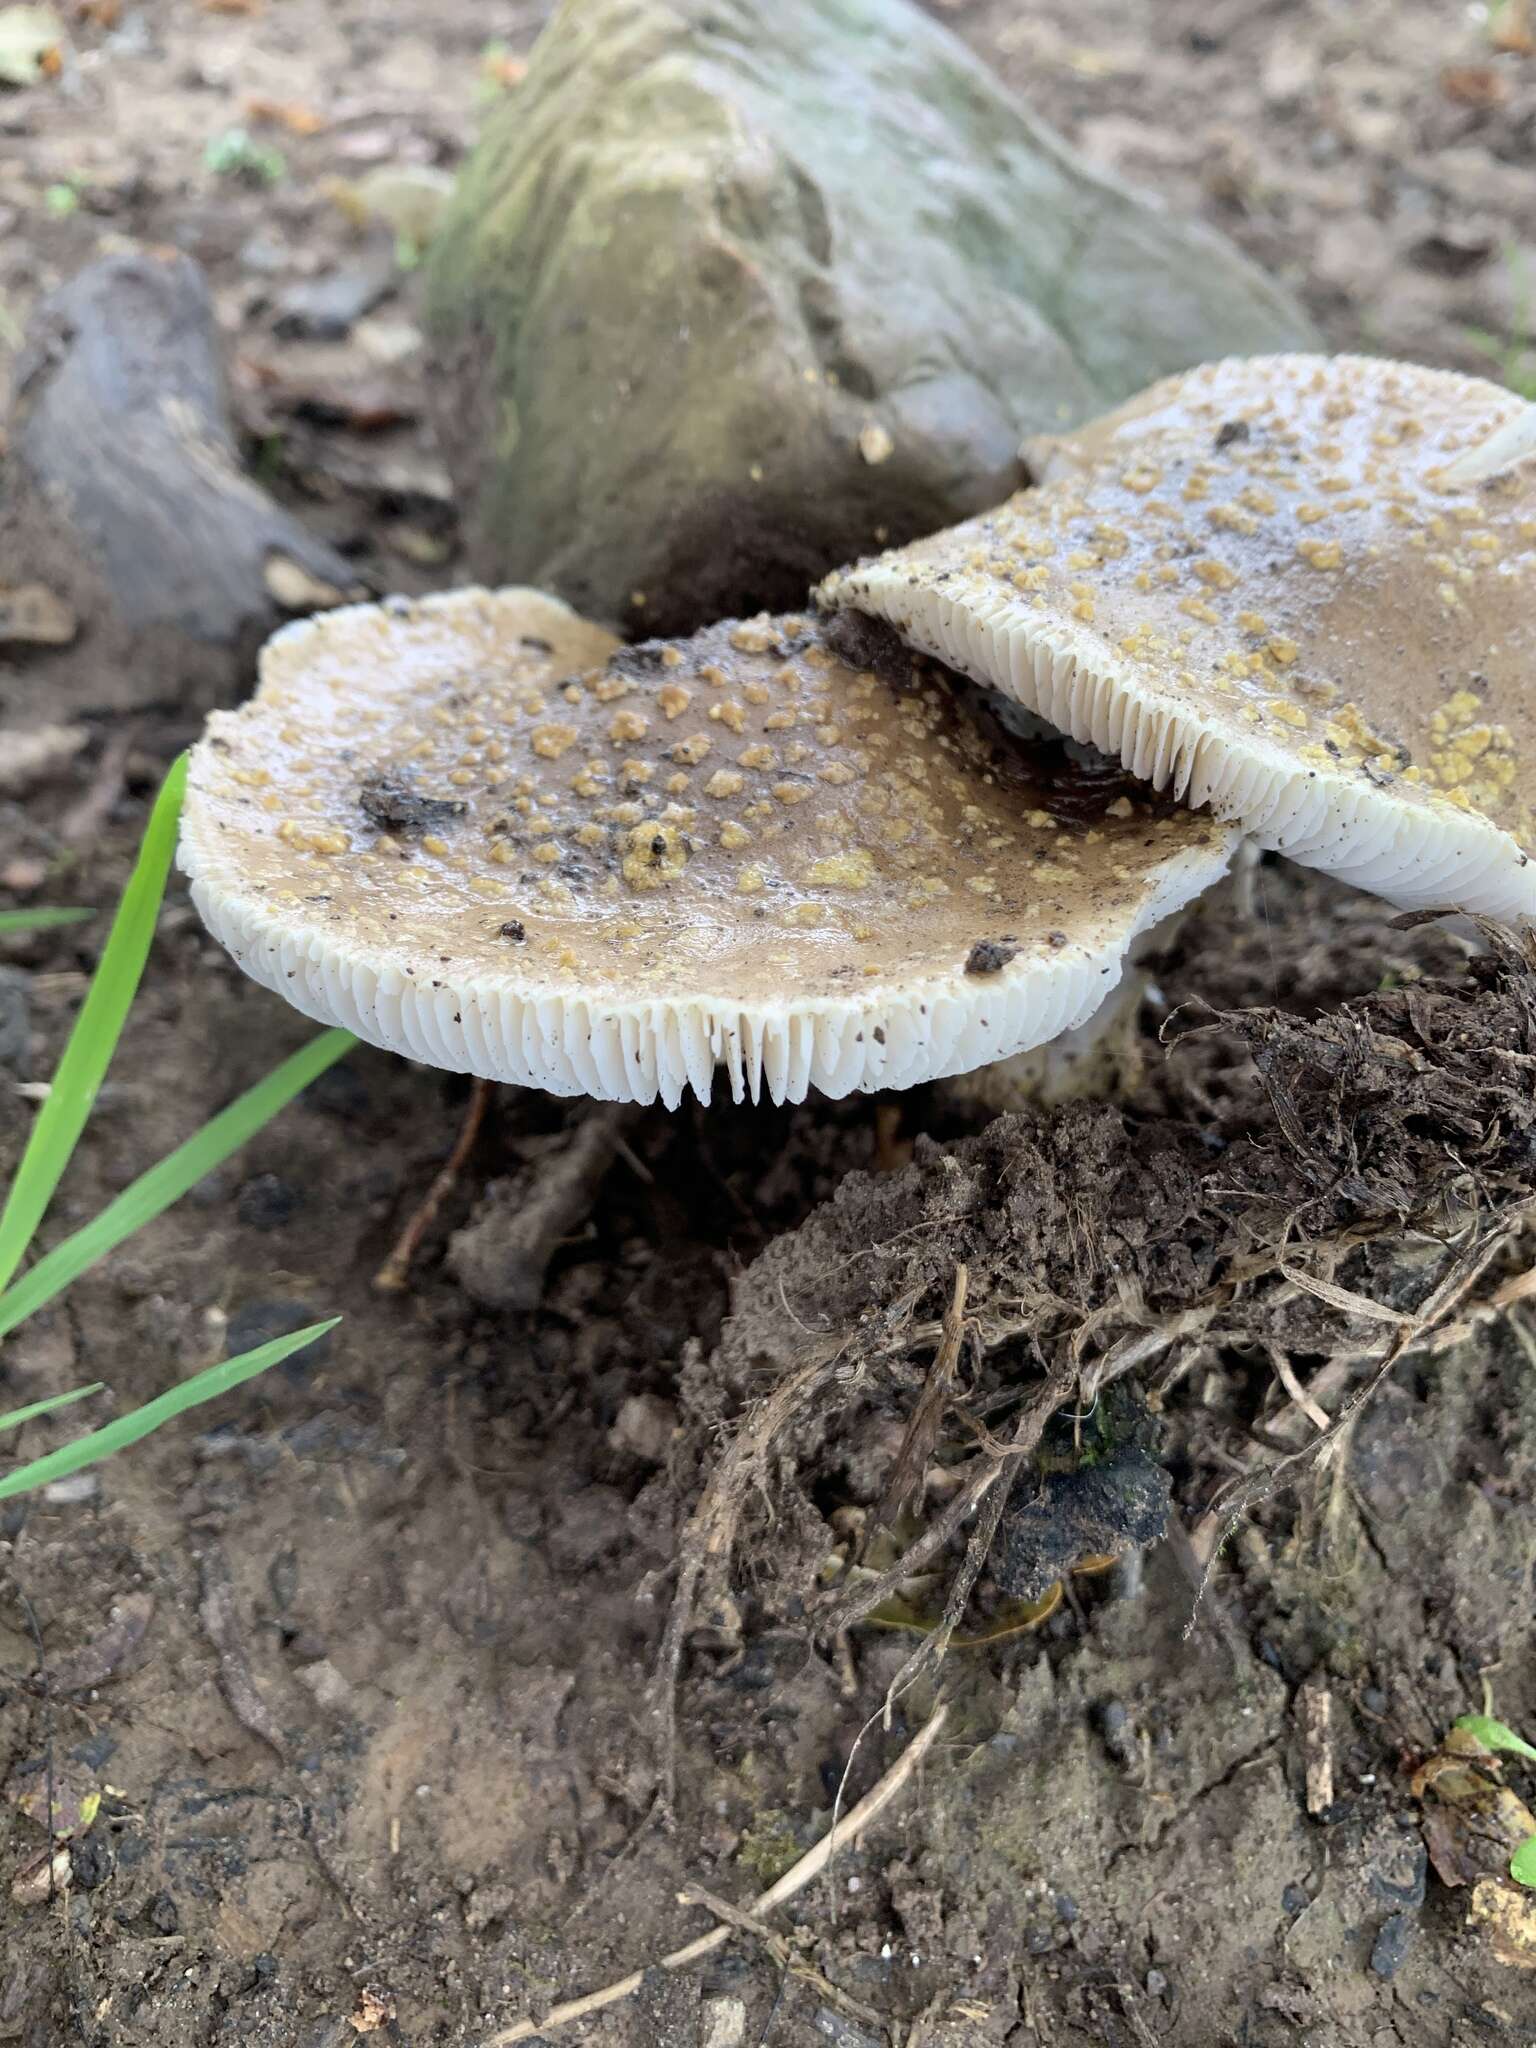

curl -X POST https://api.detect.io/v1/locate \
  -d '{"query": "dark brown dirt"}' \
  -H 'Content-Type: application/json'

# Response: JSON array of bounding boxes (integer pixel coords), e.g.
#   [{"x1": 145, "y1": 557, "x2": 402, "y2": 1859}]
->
[{"x1": 5, "y1": 5, "x2": 1536, "y2": 2046}]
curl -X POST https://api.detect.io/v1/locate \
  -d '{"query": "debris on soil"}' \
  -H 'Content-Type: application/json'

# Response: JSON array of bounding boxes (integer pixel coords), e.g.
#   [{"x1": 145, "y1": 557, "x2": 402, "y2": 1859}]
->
[
  {"x1": 1, "y1": 249, "x2": 366, "y2": 720},
  {"x1": 0, "y1": 722, "x2": 86, "y2": 794},
  {"x1": 272, "y1": 241, "x2": 397, "y2": 340},
  {"x1": 448, "y1": 1103, "x2": 638, "y2": 1312},
  {"x1": 1414, "y1": 1720, "x2": 1536, "y2": 1889},
  {"x1": 19, "y1": 1590, "x2": 154, "y2": 1695},
  {"x1": 196, "y1": 1544, "x2": 287, "y2": 1758}
]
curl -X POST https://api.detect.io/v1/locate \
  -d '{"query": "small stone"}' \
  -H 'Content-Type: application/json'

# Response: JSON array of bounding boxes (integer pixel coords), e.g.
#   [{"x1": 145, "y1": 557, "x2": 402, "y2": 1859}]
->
[
  {"x1": 0, "y1": 724, "x2": 88, "y2": 795},
  {"x1": 608, "y1": 1392, "x2": 677, "y2": 1464},
  {"x1": 701, "y1": 1997, "x2": 747, "y2": 2048},
  {"x1": 225, "y1": 1299, "x2": 332, "y2": 1381},
  {"x1": 236, "y1": 1174, "x2": 302, "y2": 1231},
  {"x1": 264, "y1": 556, "x2": 347, "y2": 611},
  {"x1": 813, "y1": 2011, "x2": 882, "y2": 2048},
  {"x1": 272, "y1": 246, "x2": 396, "y2": 340},
  {"x1": 41, "y1": 1473, "x2": 98, "y2": 1506},
  {"x1": 463, "y1": 1881, "x2": 517, "y2": 1934},
  {"x1": 149, "y1": 1890, "x2": 180, "y2": 1935},
  {"x1": 294, "y1": 1658, "x2": 352, "y2": 1713},
  {"x1": 547, "y1": 1485, "x2": 629, "y2": 1572},
  {"x1": 1370, "y1": 1911, "x2": 1415, "y2": 1979},
  {"x1": 858, "y1": 423, "x2": 895, "y2": 465}
]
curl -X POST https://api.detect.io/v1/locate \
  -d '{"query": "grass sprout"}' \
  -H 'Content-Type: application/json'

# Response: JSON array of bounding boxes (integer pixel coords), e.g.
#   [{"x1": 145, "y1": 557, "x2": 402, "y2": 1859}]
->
[{"x1": 0, "y1": 755, "x2": 352, "y2": 1499}]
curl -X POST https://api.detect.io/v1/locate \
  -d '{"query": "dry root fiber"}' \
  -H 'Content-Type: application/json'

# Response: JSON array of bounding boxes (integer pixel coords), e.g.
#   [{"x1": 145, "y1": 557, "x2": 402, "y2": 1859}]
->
[{"x1": 656, "y1": 919, "x2": 1536, "y2": 1781}]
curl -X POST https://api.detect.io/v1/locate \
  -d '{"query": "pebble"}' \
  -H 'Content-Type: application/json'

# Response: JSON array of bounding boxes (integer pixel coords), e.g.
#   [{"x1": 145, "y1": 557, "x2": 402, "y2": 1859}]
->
[
  {"x1": 235, "y1": 1174, "x2": 303, "y2": 1231},
  {"x1": 225, "y1": 1298, "x2": 332, "y2": 1380},
  {"x1": 1369, "y1": 1911, "x2": 1415, "y2": 1979}
]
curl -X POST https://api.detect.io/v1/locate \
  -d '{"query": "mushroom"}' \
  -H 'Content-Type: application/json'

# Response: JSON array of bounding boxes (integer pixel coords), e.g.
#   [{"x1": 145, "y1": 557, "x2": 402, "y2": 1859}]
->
[
  {"x1": 180, "y1": 588, "x2": 1238, "y2": 1106},
  {"x1": 819, "y1": 353, "x2": 1536, "y2": 919}
]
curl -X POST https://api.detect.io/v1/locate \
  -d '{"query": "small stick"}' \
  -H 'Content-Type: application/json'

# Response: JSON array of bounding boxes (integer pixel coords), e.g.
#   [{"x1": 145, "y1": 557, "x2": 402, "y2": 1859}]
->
[
  {"x1": 60, "y1": 727, "x2": 133, "y2": 847},
  {"x1": 481, "y1": 1702, "x2": 949, "y2": 2046},
  {"x1": 1301, "y1": 1676, "x2": 1334, "y2": 1816},
  {"x1": 373, "y1": 1078, "x2": 492, "y2": 1292},
  {"x1": 676, "y1": 1884, "x2": 887, "y2": 2031}
]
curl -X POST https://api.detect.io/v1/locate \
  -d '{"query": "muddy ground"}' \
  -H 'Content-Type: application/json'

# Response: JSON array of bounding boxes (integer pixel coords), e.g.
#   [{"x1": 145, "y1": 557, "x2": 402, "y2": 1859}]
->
[{"x1": 5, "y1": 3, "x2": 1536, "y2": 2044}]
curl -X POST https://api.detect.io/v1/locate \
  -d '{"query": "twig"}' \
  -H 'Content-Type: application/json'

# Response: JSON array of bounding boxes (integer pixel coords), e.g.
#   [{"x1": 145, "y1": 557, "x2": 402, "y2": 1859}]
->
[
  {"x1": 676, "y1": 1884, "x2": 887, "y2": 2033},
  {"x1": 1265, "y1": 1341, "x2": 1330, "y2": 1434},
  {"x1": 373, "y1": 1078, "x2": 493, "y2": 1292},
  {"x1": 60, "y1": 727, "x2": 134, "y2": 847},
  {"x1": 482, "y1": 1703, "x2": 949, "y2": 2046}
]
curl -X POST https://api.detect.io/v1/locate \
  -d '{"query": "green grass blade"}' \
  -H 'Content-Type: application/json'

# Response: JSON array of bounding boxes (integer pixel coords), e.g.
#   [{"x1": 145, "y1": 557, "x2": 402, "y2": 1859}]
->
[
  {"x1": 0, "y1": 909, "x2": 93, "y2": 935},
  {"x1": 0, "y1": 1319, "x2": 340, "y2": 1502},
  {"x1": 1455, "y1": 1713, "x2": 1536, "y2": 1764},
  {"x1": 0, "y1": 1383, "x2": 104, "y2": 1434},
  {"x1": 0, "y1": 1028, "x2": 355, "y2": 1340},
  {"x1": 0, "y1": 756, "x2": 188, "y2": 1296}
]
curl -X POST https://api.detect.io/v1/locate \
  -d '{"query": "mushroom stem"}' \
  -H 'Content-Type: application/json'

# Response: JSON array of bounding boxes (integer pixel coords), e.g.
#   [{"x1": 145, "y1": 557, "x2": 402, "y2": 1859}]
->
[
  {"x1": 944, "y1": 968, "x2": 1152, "y2": 1113},
  {"x1": 1434, "y1": 402, "x2": 1536, "y2": 488},
  {"x1": 941, "y1": 901, "x2": 1195, "y2": 1114}
]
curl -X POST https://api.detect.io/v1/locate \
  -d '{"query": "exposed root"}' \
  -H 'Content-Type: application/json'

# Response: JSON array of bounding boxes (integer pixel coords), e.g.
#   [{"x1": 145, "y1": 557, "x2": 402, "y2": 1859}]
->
[
  {"x1": 668, "y1": 914, "x2": 1536, "y2": 1676},
  {"x1": 373, "y1": 1077, "x2": 493, "y2": 1293}
]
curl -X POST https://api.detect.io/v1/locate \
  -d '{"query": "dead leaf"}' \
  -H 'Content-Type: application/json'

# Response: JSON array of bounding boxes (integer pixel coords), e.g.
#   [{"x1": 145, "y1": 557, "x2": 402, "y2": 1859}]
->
[
  {"x1": 482, "y1": 46, "x2": 528, "y2": 90},
  {"x1": 4, "y1": 1761, "x2": 102, "y2": 1839},
  {"x1": 1442, "y1": 64, "x2": 1510, "y2": 109},
  {"x1": 263, "y1": 555, "x2": 350, "y2": 611},
  {"x1": 0, "y1": 5, "x2": 65, "y2": 88},
  {"x1": 244, "y1": 95, "x2": 325, "y2": 136},
  {"x1": 239, "y1": 355, "x2": 416, "y2": 434},
  {"x1": 1413, "y1": 1727, "x2": 1536, "y2": 1889},
  {"x1": 1470, "y1": 1878, "x2": 1536, "y2": 1967},
  {"x1": 10, "y1": 1845, "x2": 71, "y2": 1906},
  {"x1": 348, "y1": 1987, "x2": 397, "y2": 2035},
  {"x1": 1491, "y1": 0, "x2": 1535, "y2": 56},
  {"x1": 26, "y1": 1590, "x2": 154, "y2": 1694}
]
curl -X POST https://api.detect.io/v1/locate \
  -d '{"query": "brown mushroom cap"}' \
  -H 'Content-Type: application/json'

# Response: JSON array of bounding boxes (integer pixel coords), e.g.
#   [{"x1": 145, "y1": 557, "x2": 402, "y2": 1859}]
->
[
  {"x1": 820, "y1": 353, "x2": 1536, "y2": 918},
  {"x1": 180, "y1": 588, "x2": 1236, "y2": 1105}
]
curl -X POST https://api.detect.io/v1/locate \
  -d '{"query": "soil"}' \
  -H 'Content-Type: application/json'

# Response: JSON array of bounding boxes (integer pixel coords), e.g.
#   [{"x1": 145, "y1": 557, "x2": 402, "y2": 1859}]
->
[{"x1": 5, "y1": 4, "x2": 1536, "y2": 2046}]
